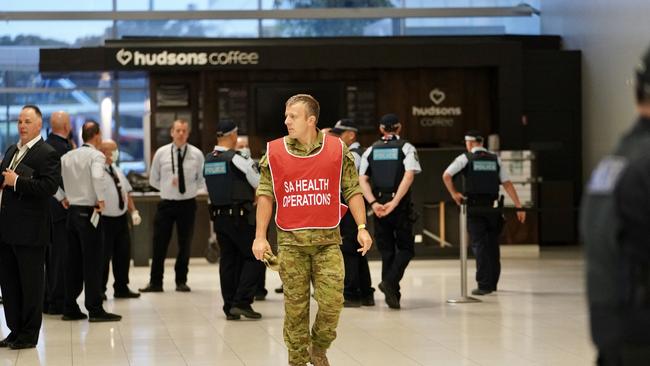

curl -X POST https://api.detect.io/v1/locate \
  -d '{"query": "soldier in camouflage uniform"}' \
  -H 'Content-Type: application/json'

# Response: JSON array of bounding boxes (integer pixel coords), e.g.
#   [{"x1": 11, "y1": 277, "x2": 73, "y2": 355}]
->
[{"x1": 253, "y1": 94, "x2": 373, "y2": 366}]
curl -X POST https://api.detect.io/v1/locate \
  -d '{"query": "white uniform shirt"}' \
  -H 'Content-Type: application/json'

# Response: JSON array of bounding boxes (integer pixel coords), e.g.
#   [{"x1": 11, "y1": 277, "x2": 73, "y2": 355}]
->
[
  {"x1": 348, "y1": 141, "x2": 362, "y2": 171},
  {"x1": 0, "y1": 135, "x2": 42, "y2": 212},
  {"x1": 150, "y1": 142, "x2": 205, "y2": 200},
  {"x1": 359, "y1": 135, "x2": 422, "y2": 176},
  {"x1": 444, "y1": 146, "x2": 510, "y2": 182},
  {"x1": 101, "y1": 163, "x2": 133, "y2": 217},
  {"x1": 61, "y1": 144, "x2": 108, "y2": 206},
  {"x1": 213, "y1": 146, "x2": 260, "y2": 189}
]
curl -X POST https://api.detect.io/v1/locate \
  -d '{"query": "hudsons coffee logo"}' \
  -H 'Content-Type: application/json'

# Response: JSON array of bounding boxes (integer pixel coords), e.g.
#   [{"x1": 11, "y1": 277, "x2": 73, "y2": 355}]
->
[
  {"x1": 412, "y1": 88, "x2": 463, "y2": 127},
  {"x1": 115, "y1": 48, "x2": 259, "y2": 67},
  {"x1": 412, "y1": 88, "x2": 463, "y2": 117}
]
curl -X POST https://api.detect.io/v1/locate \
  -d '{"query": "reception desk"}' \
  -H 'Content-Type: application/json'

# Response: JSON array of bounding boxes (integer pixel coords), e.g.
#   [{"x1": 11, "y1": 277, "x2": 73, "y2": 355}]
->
[{"x1": 130, "y1": 193, "x2": 211, "y2": 266}]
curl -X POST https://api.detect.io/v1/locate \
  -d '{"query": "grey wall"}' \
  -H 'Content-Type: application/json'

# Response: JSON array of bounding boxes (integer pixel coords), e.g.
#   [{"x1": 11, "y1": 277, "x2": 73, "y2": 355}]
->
[{"x1": 540, "y1": 0, "x2": 650, "y2": 177}]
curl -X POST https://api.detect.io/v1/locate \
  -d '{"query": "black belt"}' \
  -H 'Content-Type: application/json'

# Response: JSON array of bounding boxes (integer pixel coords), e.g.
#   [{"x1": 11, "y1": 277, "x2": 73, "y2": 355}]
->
[
  {"x1": 212, "y1": 205, "x2": 248, "y2": 217},
  {"x1": 375, "y1": 191, "x2": 396, "y2": 198},
  {"x1": 69, "y1": 205, "x2": 95, "y2": 212}
]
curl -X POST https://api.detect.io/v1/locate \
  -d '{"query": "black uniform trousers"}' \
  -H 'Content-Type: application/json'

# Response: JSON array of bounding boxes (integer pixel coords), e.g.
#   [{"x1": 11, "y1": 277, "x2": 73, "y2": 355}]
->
[
  {"x1": 150, "y1": 199, "x2": 196, "y2": 286},
  {"x1": 340, "y1": 212, "x2": 373, "y2": 301},
  {"x1": 373, "y1": 199, "x2": 414, "y2": 293},
  {"x1": 467, "y1": 204, "x2": 502, "y2": 291},
  {"x1": 0, "y1": 243, "x2": 46, "y2": 344},
  {"x1": 64, "y1": 205, "x2": 104, "y2": 315},
  {"x1": 44, "y1": 203, "x2": 67, "y2": 313},
  {"x1": 213, "y1": 211, "x2": 263, "y2": 313},
  {"x1": 101, "y1": 214, "x2": 132, "y2": 294}
]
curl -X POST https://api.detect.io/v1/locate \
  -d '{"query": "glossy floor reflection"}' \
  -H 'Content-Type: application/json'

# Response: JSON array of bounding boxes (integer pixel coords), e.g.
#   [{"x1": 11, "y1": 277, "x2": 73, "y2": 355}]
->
[{"x1": 0, "y1": 248, "x2": 595, "y2": 365}]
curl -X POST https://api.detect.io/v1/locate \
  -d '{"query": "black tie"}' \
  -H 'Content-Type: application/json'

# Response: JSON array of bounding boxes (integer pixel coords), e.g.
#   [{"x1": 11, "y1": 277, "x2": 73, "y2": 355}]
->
[
  {"x1": 177, "y1": 148, "x2": 186, "y2": 194},
  {"x1": 107, "y1": 165, "x2": 124, "y2": 210}
]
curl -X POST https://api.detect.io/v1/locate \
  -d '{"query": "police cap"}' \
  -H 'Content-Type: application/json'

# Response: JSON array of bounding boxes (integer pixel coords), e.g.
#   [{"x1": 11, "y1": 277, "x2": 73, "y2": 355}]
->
[
  {"x1": 464, "y1": 130, "x2": 484, "y2": 143},
  {"x1": 216, "y1": 119, "x2": 238, "y2": 138},
  {"x1": 379, "y1": 113, "x2": 400, "y2": 128},
  {"x1": 331, "y1": 118, "x2": 358, "y2": 135}
]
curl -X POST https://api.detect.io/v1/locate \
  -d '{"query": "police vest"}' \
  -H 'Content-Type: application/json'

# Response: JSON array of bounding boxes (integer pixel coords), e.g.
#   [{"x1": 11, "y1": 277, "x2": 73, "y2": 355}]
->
[
  {"x1": 462, "y1": 150, "x2": 500, "y2": 198},
  {"x1": 368, "y1": 137, "x2": 406, "y2": 193},
  {"x1": 268, "y1": 134, "x2": 347, "y2": 231},
  {"x1": 581, "y1": 123, "x2": 650, "y2": 350},
  {"x1": 203, "y1": 149, "x2": 255, "y2": 206}
]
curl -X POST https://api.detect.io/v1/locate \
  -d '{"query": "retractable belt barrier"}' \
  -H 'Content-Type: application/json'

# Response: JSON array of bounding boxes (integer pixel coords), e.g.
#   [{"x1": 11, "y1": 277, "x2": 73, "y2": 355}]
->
[{"x1": 447, "y1": 201, "x2": 481, "y2": 304}]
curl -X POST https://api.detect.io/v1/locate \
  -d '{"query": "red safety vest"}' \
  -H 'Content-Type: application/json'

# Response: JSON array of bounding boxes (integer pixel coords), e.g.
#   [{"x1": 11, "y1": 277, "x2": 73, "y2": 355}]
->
[{"x1": 268, "y1": 134, "x2": 347, "y2": 231}]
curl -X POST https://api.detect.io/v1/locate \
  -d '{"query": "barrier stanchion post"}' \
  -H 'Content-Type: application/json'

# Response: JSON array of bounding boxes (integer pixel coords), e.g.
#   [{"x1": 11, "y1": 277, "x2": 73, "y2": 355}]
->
[{"x1": 447, "y1": 202, "x2": 481, "y2": 304}]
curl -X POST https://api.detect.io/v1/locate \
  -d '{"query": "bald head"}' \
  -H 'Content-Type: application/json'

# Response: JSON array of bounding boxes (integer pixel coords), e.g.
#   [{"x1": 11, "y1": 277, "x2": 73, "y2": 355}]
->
[
  {"x1": 50, "y1": 111, "x2": 71, "y2": 136},
  {"x1": 100, "y1": 139, "x2": 118, "y2": 164}
]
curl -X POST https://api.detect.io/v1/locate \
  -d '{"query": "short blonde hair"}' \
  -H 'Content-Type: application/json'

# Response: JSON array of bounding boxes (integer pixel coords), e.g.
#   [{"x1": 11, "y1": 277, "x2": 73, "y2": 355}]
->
[{"x1": 286, "y1": 94, "x2": 320, "y2": 123}]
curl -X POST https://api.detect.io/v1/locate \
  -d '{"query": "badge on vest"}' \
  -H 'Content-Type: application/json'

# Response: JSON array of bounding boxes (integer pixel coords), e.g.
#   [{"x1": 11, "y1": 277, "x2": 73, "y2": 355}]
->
[
  {"x1": 373, "y1": 148, "x2": 399, "y2": 161},
  {"x1": 586, "y1": 156, "x2": 627, "y2": 194},
  {"x1": 204, "y1": 162, "x2": 227, "y2": 175},
  {"x1": 473, "y1": 161, "x2": 497, "y2": 171}
]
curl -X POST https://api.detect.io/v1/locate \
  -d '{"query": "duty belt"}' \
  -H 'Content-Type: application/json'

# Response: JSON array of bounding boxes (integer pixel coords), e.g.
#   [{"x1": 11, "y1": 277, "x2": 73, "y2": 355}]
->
[
  {"x1": 375, "y1": 191, "x2": 396, "y2": 199},
  {"x1": 214, "y1": 206, "x2": 247, "y2": 217}
]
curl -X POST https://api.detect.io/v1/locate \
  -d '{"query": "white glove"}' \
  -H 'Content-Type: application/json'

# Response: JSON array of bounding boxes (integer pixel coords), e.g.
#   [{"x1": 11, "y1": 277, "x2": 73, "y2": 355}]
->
[{"x1": 131, "y1": 210, "x2": 142, "y2": 226}]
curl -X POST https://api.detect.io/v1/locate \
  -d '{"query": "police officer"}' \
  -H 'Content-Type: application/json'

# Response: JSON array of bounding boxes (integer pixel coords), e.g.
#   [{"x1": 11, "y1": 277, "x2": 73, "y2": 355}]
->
[
  {"x1": 60, "y1": 120, "x2": 121, "y2": 322},
  {"x1": 140, "y1": 119, "x2": 205, "y2": 293},
  {"x1": 98, "y1": 140, "x2": 142, "y2": 299},
  {"x1": 330, "y1": 119, "x2": 375, "y2": 307},
  {"x1": 44, "y1": 111, "x2": 73, "y2": 315},
  {"x1": 581, "y1": 47, "x2": 650, "y2": 365},
  {"x1": 359, "y1": 113, "x2": 421, "y2": 310},
  {"x1": 442, "y1": 130, "x2": 525, "y2": 296},
  {"x1": 253, "y1": 94, "x2": 372, "y2": 366},
  {"x1": 204, "y1": 120, "x2": 264, "y2": 320}
]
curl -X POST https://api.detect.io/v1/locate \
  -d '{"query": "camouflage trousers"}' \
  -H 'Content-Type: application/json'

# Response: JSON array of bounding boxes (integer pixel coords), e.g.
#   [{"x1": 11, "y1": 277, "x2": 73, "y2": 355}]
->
[{"x1": 279, "y1": 244, "x2": 344, "y2": 366}]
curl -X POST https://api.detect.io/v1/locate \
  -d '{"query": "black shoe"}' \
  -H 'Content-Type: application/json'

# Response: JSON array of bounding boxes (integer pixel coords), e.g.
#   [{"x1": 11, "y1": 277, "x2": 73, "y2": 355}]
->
[
  {"x1": 62, "y1": 312, "x2": 88, "y2": 321},
  {"x1": 230, "y1": 306, "x2": 262, "y2": 319},
  {"x1": 89, "y1": 311, "x2": 122, "y2": 322},
  {"x1": 471, "y1": 288, "x2": 493, "y2": 296},
  {"x1": 361, "y1": 294, "x2": 375, "y2": 307},
  {"x1": 139, "y1": 284, "x2": 163, "y2": 293},
  {"x1": 0, "y1": 336, "x2": 15, "y2": 347},
  {"x1": 114, "y1": 289, "x2": 141, "y2": 299},
  {"x1": 9, "y1": 341, "x2": 35, "y2": 350},
  {"x1": 175, "y1": 283, "x2": 191, "y2": 292},
  {"x1": 343, "y1": 299, "x2": 362, "y2": 308},
  {"x1": 225, "y1": 312, "x2": 241, "y2": 321},
  {"x1": 254, "y1": 291, "x2": 267, "y2": 301},
  {"x1": 378, "y1": 281, "x2": 400, "y2": 309},
  {"x1": 274, "y1": 285, "x2": 283, "y2": 294}
]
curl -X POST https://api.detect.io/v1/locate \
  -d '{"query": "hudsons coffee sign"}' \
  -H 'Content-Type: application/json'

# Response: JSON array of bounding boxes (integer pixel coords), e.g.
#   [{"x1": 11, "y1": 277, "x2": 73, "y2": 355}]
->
[
  {"x1": 113, "y1": 48, "x2": 260, "y2": 68},
  {"x1": 412, "y1": 88, "x2": 463, "y2": 127}
]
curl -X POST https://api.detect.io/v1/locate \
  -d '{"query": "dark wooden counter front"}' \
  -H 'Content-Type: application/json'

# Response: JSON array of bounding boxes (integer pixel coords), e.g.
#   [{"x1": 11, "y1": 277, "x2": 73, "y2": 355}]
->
[{"x1": 130, "y1": 194, "x2": 211, "y2": 266}]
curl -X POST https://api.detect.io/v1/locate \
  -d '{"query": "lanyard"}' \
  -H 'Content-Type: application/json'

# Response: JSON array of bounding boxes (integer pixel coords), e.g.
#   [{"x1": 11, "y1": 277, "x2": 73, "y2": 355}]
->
[
  {"x1": 171, "y1": 145, "x2": 187, "y2": 175},
  {"x1": 9, "y1": 146, "x2": 29, "y2": 170}
]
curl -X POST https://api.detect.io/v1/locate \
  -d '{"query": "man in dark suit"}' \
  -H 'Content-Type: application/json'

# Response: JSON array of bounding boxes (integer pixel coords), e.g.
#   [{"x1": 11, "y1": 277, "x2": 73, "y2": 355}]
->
[
  {"x1": 0, "y1": 105, "x2": 60, "y2": 349},
  {"x1": 44, "y1": 111, "x2": 73, "y2": 315}
]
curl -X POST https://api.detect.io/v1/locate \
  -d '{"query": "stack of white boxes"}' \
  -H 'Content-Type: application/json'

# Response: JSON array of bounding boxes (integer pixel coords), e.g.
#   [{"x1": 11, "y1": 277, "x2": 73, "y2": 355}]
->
[{"x1": 498, "y1": 150, "x2": 535, "y2": 207}]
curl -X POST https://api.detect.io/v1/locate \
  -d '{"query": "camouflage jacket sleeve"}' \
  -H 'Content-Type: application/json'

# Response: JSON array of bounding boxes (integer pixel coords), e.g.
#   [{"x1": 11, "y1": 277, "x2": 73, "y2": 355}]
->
[
  {"x1": 341, "y1": 144, "x2": 362, "y2": 202},
  {"x1": 256, "y1": 154, "x2": 275, "y2": 198}
]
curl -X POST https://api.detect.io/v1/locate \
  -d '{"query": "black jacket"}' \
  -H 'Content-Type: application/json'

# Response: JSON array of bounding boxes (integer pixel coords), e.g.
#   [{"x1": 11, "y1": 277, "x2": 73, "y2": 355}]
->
[
  {"x1": 45, "y1": 133, "x2": 72, "y2": 222},
  {"x1": 0, "y1": 139, "x2": 60, "y2": 246}
]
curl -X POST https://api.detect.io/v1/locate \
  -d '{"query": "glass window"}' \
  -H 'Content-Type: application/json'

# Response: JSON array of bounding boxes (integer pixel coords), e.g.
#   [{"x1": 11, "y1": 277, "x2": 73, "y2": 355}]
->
[
  {"x1": 0, "y1": 21, "x2": 113, "y2": 47},
  {"x1": 117, "y1": 0, "x2": 260, "y2": 10},
  {"x1": 2, "y1": 0, "x2": 113, "y2": 11},
  {"x1": 116, "y1": 87, "x2": 149, "y2": 174}
]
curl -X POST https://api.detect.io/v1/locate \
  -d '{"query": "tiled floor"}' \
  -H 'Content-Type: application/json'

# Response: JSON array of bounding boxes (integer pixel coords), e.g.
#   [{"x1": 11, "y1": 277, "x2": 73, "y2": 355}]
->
[{"x1": 0, "y1": 248, "x2": 596, "y2": 365}]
